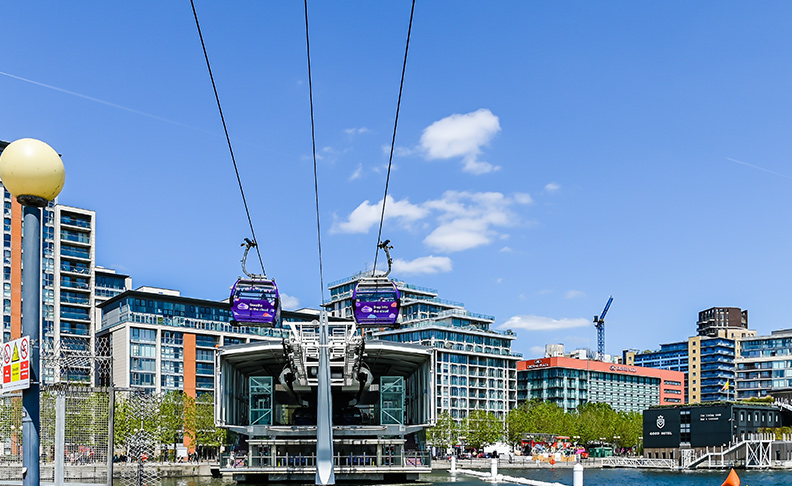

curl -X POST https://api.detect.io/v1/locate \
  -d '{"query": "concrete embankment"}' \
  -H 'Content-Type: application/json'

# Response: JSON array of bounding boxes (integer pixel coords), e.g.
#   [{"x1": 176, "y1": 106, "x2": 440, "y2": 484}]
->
[{"x1": 112, "y1": 463, "x2": 214, "y2": 477}]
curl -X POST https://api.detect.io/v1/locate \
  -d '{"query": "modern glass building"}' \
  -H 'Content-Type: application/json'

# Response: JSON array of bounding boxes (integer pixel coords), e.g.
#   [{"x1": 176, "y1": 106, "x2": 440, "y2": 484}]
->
[
  {"x1": 628, "y1": 342, "x2": 690, "y2": 372},
  {"x1": 517, "y1": 357, "x2": 685, "y2": 413},
  {"x1": 623, "y1": 307, "x2": 757, "y2": 404},
  {"x1": 324, "y1": 273, "x2": 521, "y2": 419},
  {"x1": 736, "y1": 328, "x2": 792, "y2": 399}
]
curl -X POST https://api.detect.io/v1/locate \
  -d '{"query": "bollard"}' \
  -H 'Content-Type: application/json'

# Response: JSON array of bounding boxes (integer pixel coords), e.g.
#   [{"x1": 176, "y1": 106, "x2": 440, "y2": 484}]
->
[
  {"x1": 451, "y1": 455, "x2": 457, "y2": 473},
  {"x1": 573, "y1": 463, "x2": 584, "y2": 486},
  {"x1": 491, "y1": 458, "x2": 497, "y2": 479}
]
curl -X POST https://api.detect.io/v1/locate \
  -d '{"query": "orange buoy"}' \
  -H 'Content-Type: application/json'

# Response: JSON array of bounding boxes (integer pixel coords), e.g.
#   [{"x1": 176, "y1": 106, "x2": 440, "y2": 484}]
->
[
  {"x1": 549, "y1": 459, "x2": 556, "y2": 465},
  {"x1": 721, "y1": 468, "x2": 740, "y2": 486}
]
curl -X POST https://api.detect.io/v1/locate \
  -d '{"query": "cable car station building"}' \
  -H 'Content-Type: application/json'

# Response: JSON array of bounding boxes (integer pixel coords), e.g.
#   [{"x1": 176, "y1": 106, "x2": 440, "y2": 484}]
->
[{"x1": 215, "y1": 319, "x2": 435, "y2": 482}]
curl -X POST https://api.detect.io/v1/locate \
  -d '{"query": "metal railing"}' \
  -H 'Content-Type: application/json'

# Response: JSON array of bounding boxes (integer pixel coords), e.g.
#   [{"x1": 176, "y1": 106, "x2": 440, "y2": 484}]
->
[{"x1": 220, "y1": 451, "x2": 431, "y2": 470}]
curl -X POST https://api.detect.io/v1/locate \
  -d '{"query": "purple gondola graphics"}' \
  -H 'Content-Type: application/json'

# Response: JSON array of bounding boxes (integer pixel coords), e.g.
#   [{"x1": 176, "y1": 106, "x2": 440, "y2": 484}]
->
[
  {"x1": 352, "y1": 277, "x2": 401, "y2": 327},
  {"x1": 230, "y1": 278, "x2": 281, "y2": 327}
]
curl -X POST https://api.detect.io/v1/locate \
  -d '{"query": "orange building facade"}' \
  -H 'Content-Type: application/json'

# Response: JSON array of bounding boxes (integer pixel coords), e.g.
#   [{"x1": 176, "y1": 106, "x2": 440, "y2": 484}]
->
[{"x1": 517, "y1": 356, "x2": 685, "y2": 412}]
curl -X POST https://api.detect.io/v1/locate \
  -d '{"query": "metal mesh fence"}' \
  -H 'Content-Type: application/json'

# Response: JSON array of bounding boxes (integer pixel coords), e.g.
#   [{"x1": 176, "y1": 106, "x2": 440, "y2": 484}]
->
[
  {"x1": 114, "y1": 390, "x2": 162, "y2": 486},
  {"x1": 0, "y1": 337, "x2": 113, "y2": 483}
]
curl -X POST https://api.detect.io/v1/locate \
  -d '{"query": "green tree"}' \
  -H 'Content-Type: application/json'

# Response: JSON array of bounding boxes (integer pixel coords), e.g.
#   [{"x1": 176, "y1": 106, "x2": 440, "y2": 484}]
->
[
  {"x1": 427, "y1": 411, "x2": 459, "y2": 451},
  {"x1": 194, "y1": 393, "x2": 226, "y2": 459},
  {"x1": 572, "y1": 402, "x2": 618, "y2": 444},
  {"x1": 465, "y1": 410, "x2": 503, "y2": 450},
  {"x1": 612, "y1": 410, "x2": 642, "y2": 449},
  {"x1": 159, "y1": 391, "x2": 186, "y2": 461},
  {"x1": 506, "y1": 399, "x2": 568, "y2": 445}
]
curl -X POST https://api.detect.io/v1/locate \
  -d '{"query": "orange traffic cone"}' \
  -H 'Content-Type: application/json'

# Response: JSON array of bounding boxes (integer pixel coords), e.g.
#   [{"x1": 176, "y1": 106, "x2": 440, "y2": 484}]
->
[{"x1": 721, "y1": 468, "x2": 740, "y2": 486}]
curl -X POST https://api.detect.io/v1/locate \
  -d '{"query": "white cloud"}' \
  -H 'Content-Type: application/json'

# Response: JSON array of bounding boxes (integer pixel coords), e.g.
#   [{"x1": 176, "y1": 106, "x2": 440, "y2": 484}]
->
[
  {"x1": 392, "y1": 256, "x2": 452, "y2": 275},
  {"x1": 495, "y1": 277, "x2": 503, "y2": 284},
  {"x1": 280, "y1": 293, "x2": 300, "y2": 309},
  {"x1": 424, "y1": 218, "x2": 491, "y2": 252},
  {"x1": 345, "y1": 127, "x2": 370, "y2": 135},
  {"x1": 500, "y1": 246, "x2": 513, "y2": 253},
  {"x1": 565, "y1": 290, "x2": 586, "y2": 299},
  {"x1": 349, "y1": 164, "x2": 363, "y2": 181},
  {"x1": 386, "y1": 145, "x2": 416, "y2": 157},
  {"x1": 545, "y1": 182, "x2": 560, "y2": 193},
  {"x1": 514, "y1": 193, "x2": 533, "y2": 204},
  {"x1": 331, "y1": 196, "x2": 427, "y2": 234},
  {"x1": 498, "y1": 315, "x2": 590, "y2": 331},
  {"x1": 422, "y1": 191, "x2": 525, "y2": 253},
  {"x1": 528, "y1": 346, "x2": 546, "y2": 358},
  {"x1": 333, "y1": 190, "x2": 531, "y2": 253},
  {"x1": 420, "y1": 108, "x2": 501, "y2": 174}
]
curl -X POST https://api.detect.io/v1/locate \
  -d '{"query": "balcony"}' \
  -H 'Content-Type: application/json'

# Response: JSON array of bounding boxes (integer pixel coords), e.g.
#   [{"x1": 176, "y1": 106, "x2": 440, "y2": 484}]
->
[
  {"x1": 61, "y1": 279, "x2": 89, "y2": 290},
  {"x1": 61, "y1": 295, "x2": 90, "y2": 306},
  {"x1": 61, "y1": 247, "x2": 90, "y2": 260},
  {"x1": 60, "y1": 264, "x2": 90, "y2": 275},
  {"x1": 60, "y1": 232, "x2": 90, "y2": 245},
  {"x1": 60, "y1": 310, "x2": 91, "y2": 322},
  {"x1": 60, "y1": 216, "x2": 91, "y2": 229}
]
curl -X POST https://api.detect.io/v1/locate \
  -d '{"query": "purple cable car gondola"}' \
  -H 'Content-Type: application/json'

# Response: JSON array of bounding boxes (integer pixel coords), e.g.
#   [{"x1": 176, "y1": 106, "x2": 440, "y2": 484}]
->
[
  {"x1": 352, "y1": 277, "x2": 400, "y2": 328},
  {"x1": 230, "y1": 278, "x2": 281, "y2": 327}
]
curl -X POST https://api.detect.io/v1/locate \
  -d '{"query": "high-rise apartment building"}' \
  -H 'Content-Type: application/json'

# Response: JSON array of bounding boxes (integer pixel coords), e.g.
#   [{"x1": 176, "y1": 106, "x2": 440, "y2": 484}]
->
[
  {"x1": 625, "y1": 307, "x2": 756, "y2": 404},
  {"x1": 1, "y1": 140, "x2": 130, "y2": 385},
  {"x1": 324, "y1": 273, "x2": 521, "y2": 419},
  {"x1": 736, "y1": 328, "x2": 792, "y2": 399},
  {"x1": 697, "y1": 307, "x2": 749, "y2": 337},
  {"x1": 96, "y1": 287, "x2": 324, "y2": 395}
]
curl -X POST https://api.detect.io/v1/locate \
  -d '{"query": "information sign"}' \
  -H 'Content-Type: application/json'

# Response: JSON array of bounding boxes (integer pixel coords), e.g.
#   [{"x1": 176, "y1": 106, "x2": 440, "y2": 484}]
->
[{"x1": 1, "y1": 336, "x2": 30, "y2": 392}]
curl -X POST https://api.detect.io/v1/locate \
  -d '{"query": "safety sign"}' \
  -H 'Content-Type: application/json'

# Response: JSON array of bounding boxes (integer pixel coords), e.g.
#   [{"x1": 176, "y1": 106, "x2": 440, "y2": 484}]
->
[{"x1": 1, "y1": 336, "x2": 30, "y2": 392}]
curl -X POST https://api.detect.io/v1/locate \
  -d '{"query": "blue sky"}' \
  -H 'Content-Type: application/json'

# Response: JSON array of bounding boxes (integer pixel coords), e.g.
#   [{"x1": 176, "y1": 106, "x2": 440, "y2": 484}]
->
[{"x1": 3, "y1": 2, "x2": 792, "y2": 359}]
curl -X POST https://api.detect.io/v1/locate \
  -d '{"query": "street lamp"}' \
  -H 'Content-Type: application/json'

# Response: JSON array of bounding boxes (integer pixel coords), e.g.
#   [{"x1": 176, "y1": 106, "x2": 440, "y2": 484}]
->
[{"x1": 0, "y1": 138, "x2": 65, "y2": 486}]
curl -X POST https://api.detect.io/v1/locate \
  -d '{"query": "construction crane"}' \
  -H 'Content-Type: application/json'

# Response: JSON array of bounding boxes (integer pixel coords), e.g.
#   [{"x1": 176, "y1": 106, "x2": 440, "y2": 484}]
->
[{"x1": 593, "y1": 296, "x2": 613, "y2": 361}]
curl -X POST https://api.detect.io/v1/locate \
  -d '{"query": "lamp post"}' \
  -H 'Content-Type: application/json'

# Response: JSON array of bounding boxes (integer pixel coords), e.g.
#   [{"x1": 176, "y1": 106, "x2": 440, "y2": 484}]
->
[{"x1": 0, "y1": 138, "x2": 65, "y2": 486}]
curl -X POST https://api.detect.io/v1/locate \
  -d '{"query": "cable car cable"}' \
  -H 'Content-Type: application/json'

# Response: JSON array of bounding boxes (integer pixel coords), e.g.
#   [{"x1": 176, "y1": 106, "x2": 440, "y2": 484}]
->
[
  {"x1": 190, "y1": 0, "x2": 267, "y2": 277},
  {"x1": 303, "y1": 0, "x2": 326, "y2": 301},
  {"x1": 372, "y1": 0, "x2": 416, "y2": 276}
]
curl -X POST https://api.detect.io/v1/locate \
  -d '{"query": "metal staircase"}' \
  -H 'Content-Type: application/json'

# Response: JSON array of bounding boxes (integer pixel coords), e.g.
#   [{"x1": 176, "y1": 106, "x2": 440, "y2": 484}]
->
[{"x1": 686, "y1": 434, "x2": 773, "y2": 469}]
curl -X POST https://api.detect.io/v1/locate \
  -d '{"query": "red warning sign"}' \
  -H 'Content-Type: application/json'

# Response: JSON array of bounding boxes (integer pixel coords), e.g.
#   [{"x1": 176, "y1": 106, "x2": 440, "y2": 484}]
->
[{"x1": 1, "y1": 336, "x2": 30, "y2": 392}]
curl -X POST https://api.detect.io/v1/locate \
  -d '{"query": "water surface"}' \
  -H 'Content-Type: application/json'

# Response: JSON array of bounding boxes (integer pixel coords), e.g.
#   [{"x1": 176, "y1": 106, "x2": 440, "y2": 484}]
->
[{"x1": 146, "y1": 468, "x2": 791, "y2": 486}]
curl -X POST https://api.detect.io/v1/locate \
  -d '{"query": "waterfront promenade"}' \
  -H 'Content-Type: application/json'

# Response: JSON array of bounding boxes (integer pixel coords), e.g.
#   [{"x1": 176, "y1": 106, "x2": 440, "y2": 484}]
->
[{"x1": 433, "y1": 457, "x2": 605, "y2": 469}]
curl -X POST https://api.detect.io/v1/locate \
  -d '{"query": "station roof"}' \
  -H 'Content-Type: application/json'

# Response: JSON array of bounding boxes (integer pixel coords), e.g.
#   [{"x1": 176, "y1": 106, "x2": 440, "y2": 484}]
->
[{"x1": 218, "y1": 338, "x2": 433, "y2": 378}]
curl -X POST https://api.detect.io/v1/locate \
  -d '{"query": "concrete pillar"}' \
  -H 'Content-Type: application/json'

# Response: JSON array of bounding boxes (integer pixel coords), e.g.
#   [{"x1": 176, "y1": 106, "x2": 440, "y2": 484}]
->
[
  {"x1": 490, "y1": 458, "x2": 497, "y2": 479},
  {"x1": 450, "y1": 455, "x2": 456, "y2": 473}
]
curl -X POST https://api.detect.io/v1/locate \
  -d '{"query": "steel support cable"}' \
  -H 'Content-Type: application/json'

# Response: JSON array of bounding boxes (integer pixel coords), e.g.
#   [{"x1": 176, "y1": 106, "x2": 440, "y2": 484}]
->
[
  {"x1": 190, "y1": 0, "x2": 267, "y2": 276},
  {"x1": 304, "y1": 0, "x2": 326, "y2": 300},
  {"x1": 372, "y1": 0, "x2": 416, "y2": 275}
]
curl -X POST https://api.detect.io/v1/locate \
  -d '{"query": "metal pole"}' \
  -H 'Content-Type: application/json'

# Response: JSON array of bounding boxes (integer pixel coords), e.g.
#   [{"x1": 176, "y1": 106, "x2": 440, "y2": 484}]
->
[
  {"x1": 107, "y1": 385, "x2": 115, "y2": 485},
  {"x1": 21, "y1": 204, "x2": 42, "y2": 486},
  {"x1": 55, "y1": 393, "x2": 65, "y2": 484},
  {"x1": 314, "y1": 312, "x2": 335, "y2": 485}
]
